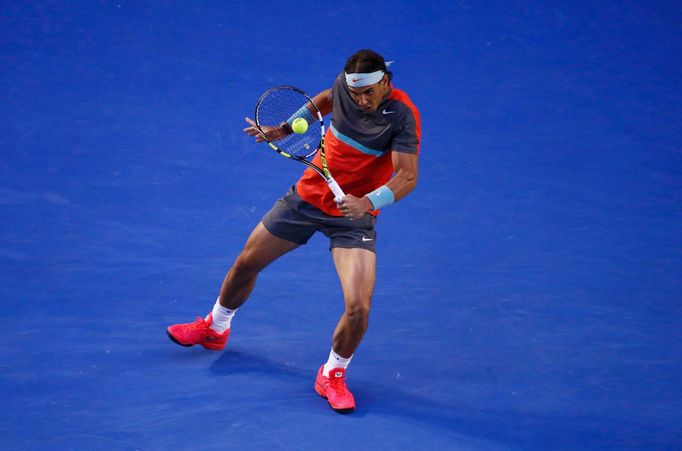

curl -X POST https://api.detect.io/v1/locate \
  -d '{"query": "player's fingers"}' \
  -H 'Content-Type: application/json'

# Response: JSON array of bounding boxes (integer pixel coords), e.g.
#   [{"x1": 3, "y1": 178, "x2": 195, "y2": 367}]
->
[
  {"x1": 242, "y1": 126, "x2": 264, "y2": 142},
  {"x1": 244, "y1": 117, "x2": 256, "y2": 126}
]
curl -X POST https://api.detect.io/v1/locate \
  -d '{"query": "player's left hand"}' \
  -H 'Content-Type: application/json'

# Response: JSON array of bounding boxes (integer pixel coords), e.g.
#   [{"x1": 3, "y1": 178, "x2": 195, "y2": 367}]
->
[{"x1": 337, "y1": 195, "x2": 373, "y2": 220}]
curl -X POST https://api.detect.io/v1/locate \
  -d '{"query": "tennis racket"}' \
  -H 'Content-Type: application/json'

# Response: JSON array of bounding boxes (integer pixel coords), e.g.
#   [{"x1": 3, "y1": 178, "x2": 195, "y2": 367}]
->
[{"x1": 254, "y1": 86, "x2": 345, "y2": 202}]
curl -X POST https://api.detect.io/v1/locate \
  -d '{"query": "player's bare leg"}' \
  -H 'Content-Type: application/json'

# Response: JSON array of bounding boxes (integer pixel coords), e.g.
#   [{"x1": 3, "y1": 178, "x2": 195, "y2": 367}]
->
[
  {"x1": 330, "y1": 247, "x2": 376, "y2": 357},
  {"x1": 218, "y1": 221, "x2": 300, "y2": 310},
  {"x1": 315, "y1": 247, "x2": 376, "y2": 412},
  {"x1": 167, "y1": 221, "x2": 299, "y2": 349}
]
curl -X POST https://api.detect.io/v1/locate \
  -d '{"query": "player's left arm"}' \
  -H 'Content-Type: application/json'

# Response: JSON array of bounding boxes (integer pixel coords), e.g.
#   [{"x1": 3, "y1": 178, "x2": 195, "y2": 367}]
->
[
  {"x1": 339, "y1": 151, "x2": 418, "y2": 218},
  {"x1": 384, "y1": 151, "x2": 418, "y2": 202}
]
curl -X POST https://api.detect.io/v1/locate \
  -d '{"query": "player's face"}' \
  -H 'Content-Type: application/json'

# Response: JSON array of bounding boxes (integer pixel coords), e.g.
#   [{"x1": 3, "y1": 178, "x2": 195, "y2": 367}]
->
[{"x1": 348, "y1": 76, "x2": 390, "y2": 113}]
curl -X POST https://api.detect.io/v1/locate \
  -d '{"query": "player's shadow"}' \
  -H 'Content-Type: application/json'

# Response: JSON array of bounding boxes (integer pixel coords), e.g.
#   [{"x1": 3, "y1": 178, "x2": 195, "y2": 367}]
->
[
  {"x1": 209, "y1": 348, "x2": 311, "y2": 381},
  {"x1": 208, "y1": 349, "x2": 668, "y2": 449}
]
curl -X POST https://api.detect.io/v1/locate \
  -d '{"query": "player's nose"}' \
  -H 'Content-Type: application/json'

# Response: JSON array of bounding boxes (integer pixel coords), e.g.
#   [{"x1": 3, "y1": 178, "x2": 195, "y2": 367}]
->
[{"x1": 358, "y1": 96, "x2": 371, "y2": 109}]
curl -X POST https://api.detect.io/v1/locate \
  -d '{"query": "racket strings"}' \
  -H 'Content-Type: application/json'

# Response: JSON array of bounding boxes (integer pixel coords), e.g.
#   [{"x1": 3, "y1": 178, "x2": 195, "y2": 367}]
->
[{"x1": 256, "y1": 88, "x2": 321, "y2": 158}]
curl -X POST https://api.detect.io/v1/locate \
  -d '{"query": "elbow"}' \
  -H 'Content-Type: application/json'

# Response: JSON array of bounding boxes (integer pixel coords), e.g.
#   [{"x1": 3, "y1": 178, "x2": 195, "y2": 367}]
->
[{"x1": 402, "y1": 170, "x2": 418, "y2": 190}]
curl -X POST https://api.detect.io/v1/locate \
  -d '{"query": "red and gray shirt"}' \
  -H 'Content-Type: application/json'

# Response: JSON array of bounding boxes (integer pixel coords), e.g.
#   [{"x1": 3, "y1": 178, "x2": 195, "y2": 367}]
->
[{"x1": 296, "y1": 72, "x2": 421, "y2": 216}]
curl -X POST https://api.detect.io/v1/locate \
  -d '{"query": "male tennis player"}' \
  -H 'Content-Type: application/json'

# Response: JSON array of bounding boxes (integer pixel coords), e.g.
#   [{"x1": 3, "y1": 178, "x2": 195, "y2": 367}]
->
[{"x1": 167, "y1": 49, "x2": 421, "y2": 412}]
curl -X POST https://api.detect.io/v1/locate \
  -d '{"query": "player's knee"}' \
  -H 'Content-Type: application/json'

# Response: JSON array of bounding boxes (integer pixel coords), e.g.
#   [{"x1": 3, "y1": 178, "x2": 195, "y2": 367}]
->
[
  {"x1": 345, "y1": 300, "x2": 371, "y2": 325},
  {"x1": 232, "y1": 252, "x2": 262, "y2": 277}
]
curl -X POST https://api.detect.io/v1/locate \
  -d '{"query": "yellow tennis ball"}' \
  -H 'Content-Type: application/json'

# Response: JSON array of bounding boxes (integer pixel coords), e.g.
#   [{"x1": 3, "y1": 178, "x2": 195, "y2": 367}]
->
[{"x1": 291, "y1": 117, "x2": 309, "y2": 134}]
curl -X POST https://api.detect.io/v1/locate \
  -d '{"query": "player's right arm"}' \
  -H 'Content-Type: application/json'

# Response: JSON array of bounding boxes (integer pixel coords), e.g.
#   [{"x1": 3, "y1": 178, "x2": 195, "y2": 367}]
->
[{"x1": 311, "y1": 89, "x2": 333, "y2": 116}]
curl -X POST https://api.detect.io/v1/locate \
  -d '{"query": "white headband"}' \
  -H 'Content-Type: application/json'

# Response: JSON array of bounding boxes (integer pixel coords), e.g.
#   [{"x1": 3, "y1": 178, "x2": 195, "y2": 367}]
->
[{"x1": 345, "y1": 70, "x2": 385, "y2": 88}]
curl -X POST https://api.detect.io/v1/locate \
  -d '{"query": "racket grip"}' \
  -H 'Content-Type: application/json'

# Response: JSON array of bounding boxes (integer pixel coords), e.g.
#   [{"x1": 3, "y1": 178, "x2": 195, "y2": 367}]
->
[{"x1": 327, "y1": 178, "x2": 345, "y2": 203}]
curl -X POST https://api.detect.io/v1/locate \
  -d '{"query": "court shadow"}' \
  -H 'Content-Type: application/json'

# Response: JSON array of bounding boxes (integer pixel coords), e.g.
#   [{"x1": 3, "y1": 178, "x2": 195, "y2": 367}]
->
[
  {"x1": 206, "y1": 350, "x2": 672, "y2": 448},
  {"x1": 209, "y1": 348, "x2": 312, "y2": 381},
  {"x1": 352, "y1": 381, "x2": 672, "y2": 449}
]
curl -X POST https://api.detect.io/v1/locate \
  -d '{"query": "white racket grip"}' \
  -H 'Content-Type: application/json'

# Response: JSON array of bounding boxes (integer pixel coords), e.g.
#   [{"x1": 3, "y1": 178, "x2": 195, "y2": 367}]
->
[{"x1": 327, "y1": 178, "x2": 345, "y2": 203}]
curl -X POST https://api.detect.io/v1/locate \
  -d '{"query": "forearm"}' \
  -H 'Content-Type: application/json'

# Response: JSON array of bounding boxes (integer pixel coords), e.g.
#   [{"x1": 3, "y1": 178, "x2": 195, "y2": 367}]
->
[
  {"x1": 384, "y1": 167, "x2": 417, "y2": 202},
  {"x1": 360, "y1": 169, "x2": 417, "y2": 212},
  {"x1": 338, "y1": 165, "x2": 418, "y2": 218},
  {"x1": 283, "y1": 89, "x2": 332, "y2": 132},
  {"x1": 362, "y1": 153, "x2": 418, "y2": 211}
]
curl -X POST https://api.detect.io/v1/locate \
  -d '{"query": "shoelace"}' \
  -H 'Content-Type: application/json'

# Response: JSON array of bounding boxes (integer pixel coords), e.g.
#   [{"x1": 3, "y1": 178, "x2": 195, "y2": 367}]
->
[
  {"x1": 184, "y1": 316, "x2": 208, "y2": 330},
  {"x1": 329, "y1": 374, "x2": 347, "y2": 393}
]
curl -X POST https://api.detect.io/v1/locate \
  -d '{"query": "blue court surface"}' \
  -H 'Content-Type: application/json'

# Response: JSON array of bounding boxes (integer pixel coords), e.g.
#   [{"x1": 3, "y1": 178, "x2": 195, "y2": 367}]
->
[{"x1": 2, "y1": 1, "x2": 681, "y2": 450}]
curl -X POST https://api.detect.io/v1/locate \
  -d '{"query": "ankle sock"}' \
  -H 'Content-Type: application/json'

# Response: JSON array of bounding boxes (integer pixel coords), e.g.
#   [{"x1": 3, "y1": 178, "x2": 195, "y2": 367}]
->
[
  {"x1": 208, "y1": 298, "x2": 236, "y2": 333},
  {"x1": 323, "y1": 348, "x2": 352, "y2": 376}
]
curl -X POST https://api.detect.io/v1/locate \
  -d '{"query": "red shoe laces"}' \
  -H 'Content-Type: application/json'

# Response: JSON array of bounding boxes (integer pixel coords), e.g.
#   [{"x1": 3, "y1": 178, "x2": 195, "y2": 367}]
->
[
  {"x1": 330, "y1": 374, "x2": 347, "y2": 392},
  {"x1": 184, "y1": 317, "x2": 207, "y2": 330}
]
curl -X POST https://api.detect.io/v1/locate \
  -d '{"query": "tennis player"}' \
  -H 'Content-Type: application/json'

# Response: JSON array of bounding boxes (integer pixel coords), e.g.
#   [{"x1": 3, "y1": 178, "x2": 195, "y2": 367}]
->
[{"x1": 167, "y1": 49, "x2": 421, "y2": 412}]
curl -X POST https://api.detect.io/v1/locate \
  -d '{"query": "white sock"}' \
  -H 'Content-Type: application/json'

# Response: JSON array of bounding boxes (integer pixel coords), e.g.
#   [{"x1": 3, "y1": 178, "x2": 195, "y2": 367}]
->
[
  {"x1": 208, "y1": 298, "x2": 237, "y2": 333},
  {"x1": 323, "y1": 348, "x2": 352, "y2": 376}
]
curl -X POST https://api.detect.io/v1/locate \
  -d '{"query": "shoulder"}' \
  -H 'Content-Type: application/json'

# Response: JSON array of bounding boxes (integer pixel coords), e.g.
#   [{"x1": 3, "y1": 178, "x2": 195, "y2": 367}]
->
[
  {"x1": 331, "y1": 72, "x2": 351, "y2": 106},
  {"x1": 385, "y1": 88, "x2": 421, "y2": 133},
  {"x1": 332, "y1": 71, "x2": 347, "y2": 91},
  {"x1": 387, "y1": 88, "x2": 420, "y2": 119}
]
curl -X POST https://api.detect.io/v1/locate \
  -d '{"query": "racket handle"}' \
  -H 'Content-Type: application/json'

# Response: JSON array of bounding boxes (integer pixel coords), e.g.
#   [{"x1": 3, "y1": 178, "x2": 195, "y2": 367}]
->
[{"x1": 327, "y1": 178, "x2": 345, "y2": 203}]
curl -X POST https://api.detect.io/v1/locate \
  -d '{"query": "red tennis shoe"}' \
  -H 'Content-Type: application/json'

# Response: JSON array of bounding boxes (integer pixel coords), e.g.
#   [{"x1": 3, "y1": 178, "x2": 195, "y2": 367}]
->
[
  {"x1": 314, "y1": 365, "x2": 356, "y2": 412},
  {"x1": 166, "y1": 313, "x2": 230, "y2": 351}
]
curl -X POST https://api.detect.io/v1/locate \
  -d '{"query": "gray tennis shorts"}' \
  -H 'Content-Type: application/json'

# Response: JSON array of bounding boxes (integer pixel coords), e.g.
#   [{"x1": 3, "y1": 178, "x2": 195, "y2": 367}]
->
[{"x1": 262, "y1": 186, "x2": 377, "y2": 253}]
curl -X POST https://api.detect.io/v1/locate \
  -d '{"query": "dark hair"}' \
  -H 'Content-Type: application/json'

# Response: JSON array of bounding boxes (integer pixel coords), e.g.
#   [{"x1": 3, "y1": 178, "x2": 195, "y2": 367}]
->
[{"x1": 344, "y1": 49, "x2": 393, "y2": 81}]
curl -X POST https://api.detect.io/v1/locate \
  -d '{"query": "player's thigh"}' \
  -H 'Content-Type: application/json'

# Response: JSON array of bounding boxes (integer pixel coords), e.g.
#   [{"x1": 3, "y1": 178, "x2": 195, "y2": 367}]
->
[
  {"x1": 238, "y1": 221, "x2": 300, "y2": 271},
  {"x1": 331, "y1": 247, "x2": 376, "y2": 310}
]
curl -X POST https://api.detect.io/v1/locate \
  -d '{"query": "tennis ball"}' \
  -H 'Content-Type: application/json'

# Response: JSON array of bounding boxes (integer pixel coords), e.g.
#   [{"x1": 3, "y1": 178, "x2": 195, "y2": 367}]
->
[{"x1": 291, "y1": 117, "x2": 309, "y2": 134}]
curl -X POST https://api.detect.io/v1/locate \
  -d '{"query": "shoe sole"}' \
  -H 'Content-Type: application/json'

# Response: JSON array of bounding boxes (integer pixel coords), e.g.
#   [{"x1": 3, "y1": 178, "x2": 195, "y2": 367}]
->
[
  {"x1": 315, "y1": 381, "x2": 355, "y2": 413},
  {"x1": 167, "y1": 330, "x2": 194, "y2": 347},
  {"x1": 166, "y1": 330, "x2": 226, "y2": 351}
]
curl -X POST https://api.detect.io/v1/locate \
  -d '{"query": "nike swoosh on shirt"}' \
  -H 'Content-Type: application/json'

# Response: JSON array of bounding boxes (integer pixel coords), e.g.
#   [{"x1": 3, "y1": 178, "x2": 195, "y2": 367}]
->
[{"x1": 382, "y1": 109, "x2": 396, "y2": 115}]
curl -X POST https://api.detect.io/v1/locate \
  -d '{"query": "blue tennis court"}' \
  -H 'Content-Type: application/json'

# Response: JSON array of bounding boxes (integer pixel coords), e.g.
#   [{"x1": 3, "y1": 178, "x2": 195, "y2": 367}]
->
[{"x1": 2, "y1": 1, "x2": 681, "y2": 449}]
